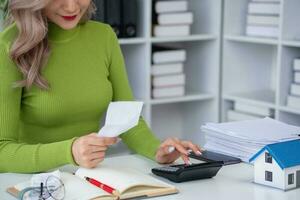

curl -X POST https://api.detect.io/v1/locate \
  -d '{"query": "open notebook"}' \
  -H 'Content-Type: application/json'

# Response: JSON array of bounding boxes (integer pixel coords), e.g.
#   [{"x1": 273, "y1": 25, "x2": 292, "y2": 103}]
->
[{"x1": 7, "y1": 165, "x2": 178, "y2": 200}]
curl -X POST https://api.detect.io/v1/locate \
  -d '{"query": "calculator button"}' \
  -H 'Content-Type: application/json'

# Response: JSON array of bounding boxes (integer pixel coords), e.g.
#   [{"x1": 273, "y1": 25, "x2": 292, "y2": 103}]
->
[{"x1": 157, "y1": 167, "x2": 179, "y2": 172}]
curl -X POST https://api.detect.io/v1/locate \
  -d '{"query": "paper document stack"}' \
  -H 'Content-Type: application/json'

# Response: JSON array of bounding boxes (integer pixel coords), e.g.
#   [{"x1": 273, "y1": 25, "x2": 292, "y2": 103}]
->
[
  {"x1": 151, "y1": 46, "x2": 186, "y2": 99},
  {"x1": 245, "y1": 1, "x2": 280, "y2": 38},
  {"x1": 226, "y1": 101, "x2": 274, "y2": 122},
  {"x1": 153, "y1": 0, "x2": 193, "y2": 37},
  {"x1": 287, "y1": 59, "x2": 300, "y2": 109},
  {"x1": 201, "y1": 118, "x2": 300, "y2": 162}
]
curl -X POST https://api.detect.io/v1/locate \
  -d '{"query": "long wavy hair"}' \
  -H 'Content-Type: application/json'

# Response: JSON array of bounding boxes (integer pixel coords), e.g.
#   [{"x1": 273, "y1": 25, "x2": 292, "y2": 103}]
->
[{"x1": 6, "y1": 0, "x2": 96, "y2": 90}]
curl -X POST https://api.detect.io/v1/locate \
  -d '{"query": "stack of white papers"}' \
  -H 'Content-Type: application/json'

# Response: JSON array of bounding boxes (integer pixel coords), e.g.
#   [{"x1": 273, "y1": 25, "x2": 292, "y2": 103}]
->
[{"x1": 201, "y1": 118, "x2": 300, "y2": 162}]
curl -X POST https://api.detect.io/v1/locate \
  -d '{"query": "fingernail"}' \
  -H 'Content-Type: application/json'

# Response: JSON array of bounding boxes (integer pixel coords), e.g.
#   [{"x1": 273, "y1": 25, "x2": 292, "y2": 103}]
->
[
  {"x1": 187, "y1": 149, "x2": 192, "y2": 154},
  {"x1": 196, "y1": 151, "x2": 202, "y2": 155},
  {"x1": 168, "y1": 146, "x2": 175, "y2": 153}
]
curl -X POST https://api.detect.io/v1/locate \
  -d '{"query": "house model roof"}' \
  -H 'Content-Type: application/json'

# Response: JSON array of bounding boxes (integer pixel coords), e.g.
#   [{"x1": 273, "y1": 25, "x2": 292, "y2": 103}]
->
[{"x1": 249, "y1": 139, "x2": 300, "y2": 169}]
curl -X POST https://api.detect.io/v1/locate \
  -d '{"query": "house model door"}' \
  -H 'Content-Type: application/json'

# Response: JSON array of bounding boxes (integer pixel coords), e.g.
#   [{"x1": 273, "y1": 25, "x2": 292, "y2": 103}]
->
[{"x1": 297, "y1": 171, "x2": 300, "y2": 188}]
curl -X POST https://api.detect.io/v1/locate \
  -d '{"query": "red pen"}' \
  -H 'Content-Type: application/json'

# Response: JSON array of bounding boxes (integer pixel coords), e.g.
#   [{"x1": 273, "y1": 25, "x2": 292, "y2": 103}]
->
[{"x1": 85, "y1": 176, "x2": 119, "y2": 196}]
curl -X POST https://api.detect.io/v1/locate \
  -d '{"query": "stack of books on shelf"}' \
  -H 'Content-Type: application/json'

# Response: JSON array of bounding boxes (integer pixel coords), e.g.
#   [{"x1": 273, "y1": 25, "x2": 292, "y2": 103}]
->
[
  {"x1": 92, "y1": 0, "x2": 137, "y2": 38},
  {"x1": 201, "y1": 117, "x2": 300, "y2": 162},
  {"x1": 153, "y1": 0, "x2": 193, "y2": 37},
  {"x1": 287, "y1": 58, "x2": 300, "y2": 109},
  {"x1": 151, "y1": 46, "x2": 186, "y2": 99},
  {"x1": 227, "y1": 101, "x2": 273, "y2": 122},
  {"x1": 245, "y1": 0, "x2": 281, "y2": 38}
]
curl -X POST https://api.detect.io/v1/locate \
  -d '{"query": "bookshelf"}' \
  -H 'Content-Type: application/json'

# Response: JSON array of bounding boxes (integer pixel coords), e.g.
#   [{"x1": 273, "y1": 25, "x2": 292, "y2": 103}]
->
[
  {"x1": 222, "y1": 0, "x2": 300, "y2": 127},
  {"x1": 120, "y1": 0, "x2": 222, "y2": 147}
]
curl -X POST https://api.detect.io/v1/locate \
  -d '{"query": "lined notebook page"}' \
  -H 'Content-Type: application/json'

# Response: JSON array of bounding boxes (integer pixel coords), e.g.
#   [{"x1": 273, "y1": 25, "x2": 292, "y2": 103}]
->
[
  {"x1": 76, "y1": 165, "x2": 174, "y2": 194},
  {"x1": 62, "y1": 173, "x2": 110, "y2": 199}
]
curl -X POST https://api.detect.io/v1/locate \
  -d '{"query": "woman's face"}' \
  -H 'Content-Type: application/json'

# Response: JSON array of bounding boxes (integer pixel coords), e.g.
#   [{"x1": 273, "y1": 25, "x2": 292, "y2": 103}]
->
[{"x1": 43, "y1": 0, "x2": 91, "y2": 30}]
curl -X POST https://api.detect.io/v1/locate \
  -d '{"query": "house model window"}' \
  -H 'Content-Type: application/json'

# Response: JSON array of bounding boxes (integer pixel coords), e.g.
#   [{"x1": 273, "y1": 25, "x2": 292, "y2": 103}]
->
[
  {"x1": 265, "y1": 152, "x2": 272, "y2": 163},
  {"x1": 265, "y1": 171, "x2": 273, "y2": 182},
  {"x1": 288, "y1": 173, "x2": 294, "y2": 185}
]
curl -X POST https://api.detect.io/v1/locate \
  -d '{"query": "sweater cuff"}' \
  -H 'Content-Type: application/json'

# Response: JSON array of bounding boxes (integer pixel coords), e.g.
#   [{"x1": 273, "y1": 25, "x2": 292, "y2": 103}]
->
[
  {"x1": 66, "y1": 137, "x2": 78, "y2": 166},
  {"x1": 146, "y1": 138, "x2": 161, "y2": 160},
  {"x1": 38, "y1": 138, "x2": 78, "y2": 171}
]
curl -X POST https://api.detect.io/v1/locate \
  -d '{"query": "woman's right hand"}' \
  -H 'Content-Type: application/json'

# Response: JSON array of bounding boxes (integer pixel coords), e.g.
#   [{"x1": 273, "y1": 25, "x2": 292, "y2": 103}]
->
[{"x1": 71, "y1": 133, "x2": 117, "y2": 168}]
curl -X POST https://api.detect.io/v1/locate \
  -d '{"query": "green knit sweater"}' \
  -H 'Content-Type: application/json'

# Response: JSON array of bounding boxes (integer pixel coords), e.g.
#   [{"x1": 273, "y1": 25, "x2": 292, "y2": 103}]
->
[{"x1": 0, "y1": 21, "x2": 160, "y2": 173}]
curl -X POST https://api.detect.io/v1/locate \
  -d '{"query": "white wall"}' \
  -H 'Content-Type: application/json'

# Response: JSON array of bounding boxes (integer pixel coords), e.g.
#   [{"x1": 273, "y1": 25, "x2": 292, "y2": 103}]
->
[
  {"x1": 254, "y1": 150, "x2": 285, "y2": 190},
  {"x1": 284, "y1": 166, "x2": 300, "y2": 190}
]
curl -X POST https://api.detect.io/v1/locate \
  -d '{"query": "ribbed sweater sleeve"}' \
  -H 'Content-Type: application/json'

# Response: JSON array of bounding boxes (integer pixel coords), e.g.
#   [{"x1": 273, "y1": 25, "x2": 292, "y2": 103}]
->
[
  {"x1": 106, "y1": 28, "x2": 161, "y2": 160},
  {"x1": 0, "y1": 42, "x2": 76, "y2": 173}
]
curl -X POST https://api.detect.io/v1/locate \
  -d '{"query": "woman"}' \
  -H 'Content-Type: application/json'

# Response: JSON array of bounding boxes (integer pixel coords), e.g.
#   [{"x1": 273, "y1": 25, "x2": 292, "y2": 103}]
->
[{"x1": 0, "y1": 0, "x2": 202, "y2": 173}]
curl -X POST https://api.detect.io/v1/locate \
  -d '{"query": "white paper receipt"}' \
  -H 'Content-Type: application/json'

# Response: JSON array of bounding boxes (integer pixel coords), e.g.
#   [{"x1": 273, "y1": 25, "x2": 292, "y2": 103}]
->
[{"x1": 98, "y1": 101, "x2": 143, "y2": 137}]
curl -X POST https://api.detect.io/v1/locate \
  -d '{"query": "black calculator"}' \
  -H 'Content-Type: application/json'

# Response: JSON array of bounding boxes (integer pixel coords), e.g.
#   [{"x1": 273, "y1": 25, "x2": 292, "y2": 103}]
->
[
  {"x1": 189, "y1": 150, "x2": 242, "y2": 165},
  {"x1": 152, "y1": 161, "x2": 223, "y2": 183}
]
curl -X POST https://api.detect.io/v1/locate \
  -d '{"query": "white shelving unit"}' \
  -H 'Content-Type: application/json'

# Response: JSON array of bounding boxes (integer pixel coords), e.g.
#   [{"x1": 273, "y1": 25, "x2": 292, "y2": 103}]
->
[
  {"x1": 121, "y1": 0, "x2": 222, "y2": 145},
  {"x1": 222, "y1": 0, "x2": 300, "y2": 127}
]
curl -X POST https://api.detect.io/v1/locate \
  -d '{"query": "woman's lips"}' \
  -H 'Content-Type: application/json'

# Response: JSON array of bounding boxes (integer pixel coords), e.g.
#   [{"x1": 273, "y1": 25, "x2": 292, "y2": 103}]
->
[{"x1": 62, "y1": 15, "x2": 77, "y2": 21}]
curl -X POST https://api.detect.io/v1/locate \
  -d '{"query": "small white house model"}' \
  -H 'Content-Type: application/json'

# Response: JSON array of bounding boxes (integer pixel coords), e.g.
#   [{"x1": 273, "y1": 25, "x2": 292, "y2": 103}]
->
[{"x1": 249, "y1": 140, "x2": 300, "y2": 191}]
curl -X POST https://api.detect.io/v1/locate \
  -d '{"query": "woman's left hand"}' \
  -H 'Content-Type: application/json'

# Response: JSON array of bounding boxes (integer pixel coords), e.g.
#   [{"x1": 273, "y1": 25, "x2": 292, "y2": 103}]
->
[{"x1": 155, "y1": 137, "x2": 203, "y2": 165}]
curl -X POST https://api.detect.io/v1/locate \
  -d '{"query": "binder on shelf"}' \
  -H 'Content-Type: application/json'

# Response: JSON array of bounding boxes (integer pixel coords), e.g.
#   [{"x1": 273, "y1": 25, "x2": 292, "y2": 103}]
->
[
  {"x1": 121, "y1": 0, "x2": 137, "y2": 38},
  {"x1": 152, "y1": 46, "x2": 187, "y2": 64},
  {"x1": 294, "y1": 59, "x2": 300, "y2": 71},
  {"x1": 248, "y1": 2, "x2": 280, "y2": 15},
  {"x1": 227, "y1": 110, "x2": 263, "y2": 122},
  {"x1": 153, "y1": 24, "x2": 191, "y2": 37},
  {"x1": 105, "y1": 0, "x2": 122, "y2": 37},
  {"x1": 154, "y1": 0, "x2": 188, "y2": 14},
  {"x1": 92, "y1": 0, "x2": 105, "y2": 22},
  {"x1": 234, "y1": 102, "x2": 272, "y2": 116},
  {"x1": 290, "y1": 84, "x2": 300, "y2": 96},
  {"x1": 295, "y1": 72, "x2": 300, "y2": 83},
  {"x1": 157, "y1": 12, "x2": 194, "y2": 25},
  {"x1": 152, "y1": 74, "x2": 185, "y2": 87},
  {"x1": 151, "y1": 63, "x2": 184, "y2": 76},
  {"x1": 287, "y1": 95, "x2": 300, "y2": 109},
  {"x1": 152, "y1": 86, "x2": 185, "y2": 99},
  {"x1": 246, "y1": 25, "x2": 279, "y2": 38},
  {"x1": 247, "y1": 15, "x2": 279, "y2": 26}
]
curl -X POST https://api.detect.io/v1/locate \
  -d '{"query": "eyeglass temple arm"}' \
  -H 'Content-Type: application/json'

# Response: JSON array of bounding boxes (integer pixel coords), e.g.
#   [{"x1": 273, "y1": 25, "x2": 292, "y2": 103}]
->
[{"x1": 17, "y1": 186, "x2": 45, "y2": 200}]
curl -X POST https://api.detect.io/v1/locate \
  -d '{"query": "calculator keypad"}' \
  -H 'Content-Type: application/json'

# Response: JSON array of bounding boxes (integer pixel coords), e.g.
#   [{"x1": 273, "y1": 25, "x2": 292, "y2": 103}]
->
[{"x1": 156, "y1": 166, "x2": 180, "y2": 172}]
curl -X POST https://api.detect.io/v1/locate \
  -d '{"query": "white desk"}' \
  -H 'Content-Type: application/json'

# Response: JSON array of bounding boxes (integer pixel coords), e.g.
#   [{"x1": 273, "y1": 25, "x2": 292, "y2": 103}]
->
[{"x1": 1, "y1": 154, "x2": 299, "y2": 200}]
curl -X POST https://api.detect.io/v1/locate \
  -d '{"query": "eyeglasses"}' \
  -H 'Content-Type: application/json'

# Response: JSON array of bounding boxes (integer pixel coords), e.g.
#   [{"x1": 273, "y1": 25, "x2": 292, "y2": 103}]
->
[{"x1": 18, "y1": 175, "x2": 65, "y2": 200}]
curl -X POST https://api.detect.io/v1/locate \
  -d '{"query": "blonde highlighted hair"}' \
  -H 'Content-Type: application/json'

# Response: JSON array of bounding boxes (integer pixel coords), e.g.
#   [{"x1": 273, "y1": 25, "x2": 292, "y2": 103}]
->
[{"x1": 6, "y1": 0, "x2": 96, "y2": 90}]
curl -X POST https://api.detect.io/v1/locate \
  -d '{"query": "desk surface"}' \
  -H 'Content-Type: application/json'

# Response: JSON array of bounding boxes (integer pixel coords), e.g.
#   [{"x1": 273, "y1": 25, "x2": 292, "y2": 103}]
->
[{"x1": 1, "y1": 154, "x2": 300, "y2": 200}]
